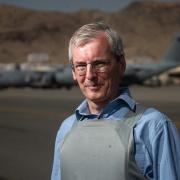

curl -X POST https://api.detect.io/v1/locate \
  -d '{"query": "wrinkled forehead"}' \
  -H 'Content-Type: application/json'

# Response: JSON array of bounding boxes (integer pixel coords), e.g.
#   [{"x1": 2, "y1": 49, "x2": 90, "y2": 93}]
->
[
  {"x1": 72, "y1": 35, "x2": 112, "y2": 58},
  {"x1": 69, "y1": 31, "x2": 115, "y2": 63}
]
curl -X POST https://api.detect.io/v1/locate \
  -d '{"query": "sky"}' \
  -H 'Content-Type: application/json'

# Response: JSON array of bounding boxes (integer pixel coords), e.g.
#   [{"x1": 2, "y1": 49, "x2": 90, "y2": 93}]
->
[{"x1": 0, "y1": 0, "x2": 179, "y2": 12}]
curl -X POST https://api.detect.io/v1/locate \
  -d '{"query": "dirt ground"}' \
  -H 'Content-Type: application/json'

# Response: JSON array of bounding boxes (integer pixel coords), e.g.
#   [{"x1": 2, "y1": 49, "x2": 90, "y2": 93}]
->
[{"x1": 0, "y1": 85, "x2": 179, "y2": 180}]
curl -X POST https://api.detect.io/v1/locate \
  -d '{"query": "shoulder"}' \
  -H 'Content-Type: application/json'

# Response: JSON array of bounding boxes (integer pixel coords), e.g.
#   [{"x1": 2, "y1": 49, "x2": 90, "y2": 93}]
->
[
  {"x1": 60, "y1": 114, "x2": 77, "y2": 131},
  {"x1": 134, "y1": 107, "x2": 176, "y2": 142},
  {"x1": 55, "y1": 114, "x2": 77, "y2": 143},
  {"x1": 136, "y1": 107, "x2": 170, "y2": 126}
]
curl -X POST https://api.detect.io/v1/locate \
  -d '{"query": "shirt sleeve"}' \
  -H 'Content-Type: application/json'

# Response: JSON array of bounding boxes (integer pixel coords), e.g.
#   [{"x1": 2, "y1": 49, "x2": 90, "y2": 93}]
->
[
  {"x1": 134, "y1": 108, "x2": 180, "y2": 180},
  {"x1": 51, "y1": 115, "x2": 76, "y2": 180},
  {"x1": 152, "y1": 119, "x2": 180, "y2": 180},
  {"x1": 51, "y1": 128, "x2": 62, "y2": 180}
]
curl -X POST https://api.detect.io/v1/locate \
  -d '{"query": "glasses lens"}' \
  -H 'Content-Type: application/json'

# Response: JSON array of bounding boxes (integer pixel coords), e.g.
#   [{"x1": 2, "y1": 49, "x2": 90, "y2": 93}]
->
[
  {"x1": 73, "y1": 60, "x2": 110, "y2": 75},
  {"x1": 74, "y1": 64, "x2": 86, "y2": 75}
]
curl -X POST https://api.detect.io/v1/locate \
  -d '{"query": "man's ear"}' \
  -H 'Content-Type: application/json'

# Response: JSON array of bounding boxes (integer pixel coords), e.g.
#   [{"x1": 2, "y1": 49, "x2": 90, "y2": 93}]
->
[
  {"x1": 118, "y1": 55, "x2": 126, "y2": 75},
  {"x1": 72, "y1": 70, "x2": 77, "y2": 81},
  {"x1": 121, "y1": 55, "x2": 126, "y2": 73}
]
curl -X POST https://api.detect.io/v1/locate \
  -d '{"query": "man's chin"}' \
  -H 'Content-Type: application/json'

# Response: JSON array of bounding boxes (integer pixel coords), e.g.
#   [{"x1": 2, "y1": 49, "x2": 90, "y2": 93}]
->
[
  {"x1": 85, "y1": 92, "x2": 106, "y2": 103},
  {"x1": 82, "y1": 86, "x2": 107, "y2": 101}
]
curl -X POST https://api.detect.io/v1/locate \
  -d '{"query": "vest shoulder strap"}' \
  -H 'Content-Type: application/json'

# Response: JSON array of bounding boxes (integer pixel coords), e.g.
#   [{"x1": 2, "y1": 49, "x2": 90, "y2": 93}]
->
[{"x1": 122, "y1": 104, "x2": 146, "y2": 128}]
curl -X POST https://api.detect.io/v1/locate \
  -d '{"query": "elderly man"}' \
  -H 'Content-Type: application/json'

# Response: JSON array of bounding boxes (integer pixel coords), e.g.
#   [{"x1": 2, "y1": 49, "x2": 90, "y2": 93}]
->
[{"x1": 51, "y1": 22, "x2": 180, "y2": 180}]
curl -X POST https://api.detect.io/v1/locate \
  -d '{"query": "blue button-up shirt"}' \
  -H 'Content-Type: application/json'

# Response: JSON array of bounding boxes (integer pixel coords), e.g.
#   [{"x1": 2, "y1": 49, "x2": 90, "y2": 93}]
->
[{"x1": 51, "y1": 88, "x2": 180, "y2": 180}]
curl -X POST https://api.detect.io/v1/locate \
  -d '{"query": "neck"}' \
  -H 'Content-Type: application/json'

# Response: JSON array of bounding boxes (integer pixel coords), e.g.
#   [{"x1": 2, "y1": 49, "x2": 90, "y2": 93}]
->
[
  {"x1": 86, "y1": 89, "x2": 120, "y2": 115},
  {"x1": 87, "y1": 100, "x2": 108, "y2": 115}
]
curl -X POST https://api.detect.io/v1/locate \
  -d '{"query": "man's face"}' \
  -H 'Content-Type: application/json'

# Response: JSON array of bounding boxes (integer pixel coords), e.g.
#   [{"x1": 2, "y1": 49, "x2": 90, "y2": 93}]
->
[{"x1": 72, "y1": 35, "x2": 125, "y2": 107}]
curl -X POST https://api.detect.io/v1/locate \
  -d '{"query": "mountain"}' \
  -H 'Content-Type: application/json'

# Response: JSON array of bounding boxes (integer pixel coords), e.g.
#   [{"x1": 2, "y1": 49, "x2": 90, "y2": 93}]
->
[{"x1": 0, "y1": 1, "x2": 180, "y2": 64}]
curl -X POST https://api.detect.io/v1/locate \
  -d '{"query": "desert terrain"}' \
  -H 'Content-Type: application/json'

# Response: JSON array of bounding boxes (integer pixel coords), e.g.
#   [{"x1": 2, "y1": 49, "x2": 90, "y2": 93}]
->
[{"x1": 0, "y1": 1, "x2": 180, "y2": 64}]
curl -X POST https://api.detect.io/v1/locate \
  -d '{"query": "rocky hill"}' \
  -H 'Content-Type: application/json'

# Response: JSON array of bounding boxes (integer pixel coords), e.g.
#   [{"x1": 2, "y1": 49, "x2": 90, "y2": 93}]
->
[{"x1": 0, "y1": 1, "x2": 180, "y2": 64}]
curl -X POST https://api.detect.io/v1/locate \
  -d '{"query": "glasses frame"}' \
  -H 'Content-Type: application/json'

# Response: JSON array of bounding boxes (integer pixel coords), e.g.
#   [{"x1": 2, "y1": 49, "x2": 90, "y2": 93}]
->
[{"x1": 72, "y1": 59, "x2": 111, "y2": 76}]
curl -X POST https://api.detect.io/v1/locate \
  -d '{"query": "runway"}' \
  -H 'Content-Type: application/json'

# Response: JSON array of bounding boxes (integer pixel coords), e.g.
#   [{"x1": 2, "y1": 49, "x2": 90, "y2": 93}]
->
[{"x1": 0, "y1": 86, "x2": 179, "y2": 180}]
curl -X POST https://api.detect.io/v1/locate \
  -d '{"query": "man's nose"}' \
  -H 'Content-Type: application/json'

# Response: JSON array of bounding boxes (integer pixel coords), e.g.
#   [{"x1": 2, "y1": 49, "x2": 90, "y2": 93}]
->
[{"x1": 85, "y1": 64, "x2": 97, "y2": 79}]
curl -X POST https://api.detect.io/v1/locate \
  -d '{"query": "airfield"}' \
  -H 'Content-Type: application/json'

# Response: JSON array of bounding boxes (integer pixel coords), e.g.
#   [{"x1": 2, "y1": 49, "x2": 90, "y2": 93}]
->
[{"x1": 0, "y1": 85, "x2": 179, "y2": 180}]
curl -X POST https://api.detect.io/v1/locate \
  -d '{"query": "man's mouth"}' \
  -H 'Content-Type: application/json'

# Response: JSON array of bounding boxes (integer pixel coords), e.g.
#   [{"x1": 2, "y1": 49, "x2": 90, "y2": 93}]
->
[{"x1": 85, "y1": 84, "x2": 102, "y2": 91}]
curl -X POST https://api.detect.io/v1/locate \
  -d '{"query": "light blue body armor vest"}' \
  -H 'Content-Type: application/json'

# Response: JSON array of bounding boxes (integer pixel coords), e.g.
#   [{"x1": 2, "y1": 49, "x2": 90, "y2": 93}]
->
[{"x1": 60, "y1": 105, "x2": 147, "y2": 180}]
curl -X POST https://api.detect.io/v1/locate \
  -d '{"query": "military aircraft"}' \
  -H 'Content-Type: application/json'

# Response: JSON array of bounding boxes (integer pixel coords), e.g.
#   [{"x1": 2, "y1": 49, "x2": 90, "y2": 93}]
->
[
  {"x1": 0, "y1": 33, "x2": 179, "y2": 89},
  {"x1": 0, "y1": 65, "x2": 43, "y2": 89},
  {"x1": 54, "y1": 65, "x2": 77, "y2": 89},
  {"x1": 0, "y1": 64, "x2": 75, "y2": 89},
  {"x1": 122, "y1": 33, "x2": 180, "y2": 86}
]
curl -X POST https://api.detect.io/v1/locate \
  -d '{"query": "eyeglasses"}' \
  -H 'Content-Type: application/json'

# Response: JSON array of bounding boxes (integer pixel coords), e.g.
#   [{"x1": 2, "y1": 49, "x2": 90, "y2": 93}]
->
[{"x1": 72, "y1": 60, "x2": 111, "y2": 76}]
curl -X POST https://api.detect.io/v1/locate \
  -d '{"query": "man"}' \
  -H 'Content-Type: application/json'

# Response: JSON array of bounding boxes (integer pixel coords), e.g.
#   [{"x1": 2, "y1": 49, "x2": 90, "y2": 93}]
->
[{"x1": 51, "y1": 22, "x2": 180, "y2": 180}]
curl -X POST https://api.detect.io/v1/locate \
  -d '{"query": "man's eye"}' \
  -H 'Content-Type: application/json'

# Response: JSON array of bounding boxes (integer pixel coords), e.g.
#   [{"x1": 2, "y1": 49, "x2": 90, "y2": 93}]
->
[
  {"x1": 75, "y1": 64, "x2": 86, "y2": 71},
  {"x1": 94, "y1": 62, "x2": 106, "y2": 68},
  {"x1": 75, "y1": 64, "x2": 86, "y2": 68}
]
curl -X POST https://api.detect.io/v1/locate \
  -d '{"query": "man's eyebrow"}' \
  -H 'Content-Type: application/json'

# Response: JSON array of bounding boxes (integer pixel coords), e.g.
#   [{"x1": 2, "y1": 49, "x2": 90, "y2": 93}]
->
[
  {"x1": 73, "y1": 61, "x2": 86, "y2": 64},
  {"x1": 93, "y1": 59, "x2": 109, "y2": 62},
  {"x1": 73, "y1": 59, "x2": 109, "y2": 64}
]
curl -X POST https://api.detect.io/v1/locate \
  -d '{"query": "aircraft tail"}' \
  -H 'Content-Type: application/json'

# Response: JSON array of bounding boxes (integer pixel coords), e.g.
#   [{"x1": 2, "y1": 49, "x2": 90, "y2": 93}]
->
[{"x1": 161, "y1": 33, "x2": 180, "y2": 64}]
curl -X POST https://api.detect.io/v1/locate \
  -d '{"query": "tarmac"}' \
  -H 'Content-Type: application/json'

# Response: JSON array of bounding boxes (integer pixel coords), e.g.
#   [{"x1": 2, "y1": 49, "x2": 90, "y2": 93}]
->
[{"x1": 0, "y1": 85, "x2": 179, "y2": 180}]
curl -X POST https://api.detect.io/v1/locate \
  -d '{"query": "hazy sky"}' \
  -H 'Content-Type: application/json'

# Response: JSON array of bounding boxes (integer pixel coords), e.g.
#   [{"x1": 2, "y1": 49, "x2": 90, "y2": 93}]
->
[{"x1": 0, "y1": 0, "x2": 179, "y2": 12}]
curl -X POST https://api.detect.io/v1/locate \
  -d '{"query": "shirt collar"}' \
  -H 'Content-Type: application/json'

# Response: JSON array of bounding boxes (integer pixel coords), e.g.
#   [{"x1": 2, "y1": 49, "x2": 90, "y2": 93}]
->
[{"x1": 75, "y1": 87, "x2": 136, "y2": 121}]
